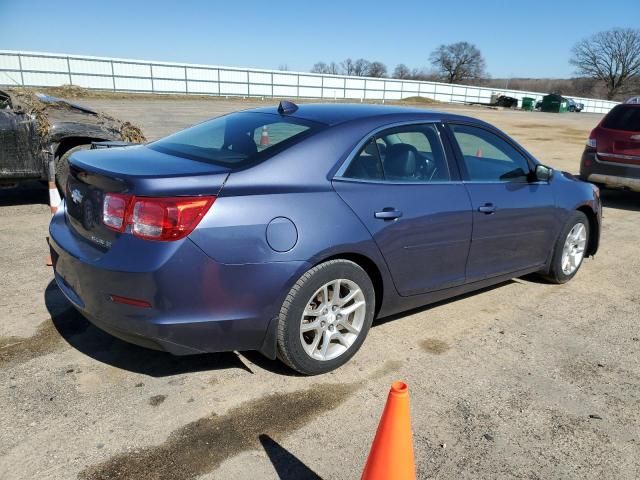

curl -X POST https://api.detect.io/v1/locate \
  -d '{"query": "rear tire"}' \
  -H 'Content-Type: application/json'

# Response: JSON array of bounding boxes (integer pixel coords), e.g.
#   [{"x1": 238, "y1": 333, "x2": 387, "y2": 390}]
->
[
  {"x1": 277, "y1": 259, "x2": 375, "y2": 375},
  {"x1": 542, "y1": 211, "x2": 589, "y2": 284},
  {"x1": 55, "y1": 144, "x2": 91, "y2": 196}
]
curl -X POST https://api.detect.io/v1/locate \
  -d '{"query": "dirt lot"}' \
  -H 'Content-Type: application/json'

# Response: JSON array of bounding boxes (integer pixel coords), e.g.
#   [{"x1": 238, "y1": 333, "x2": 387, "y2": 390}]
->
[{"x1": 1, "y1": 96, "x2": 639, "y2": 480}]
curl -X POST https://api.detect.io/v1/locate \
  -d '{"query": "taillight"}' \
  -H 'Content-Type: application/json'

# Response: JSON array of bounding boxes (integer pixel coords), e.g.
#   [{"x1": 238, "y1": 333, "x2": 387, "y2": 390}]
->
[
  {"x1": 103, "y1": 193, "x2": 131, "y2": 231},
  {"x1": 130, "y1": 197, "x2": 214, "y2": 240},
  {"x1": 586, "y1": 129, "x2": 597, "y2": 149},
  {"x1": 102, "y1": 194, "x2": 215, "y2": 241}
]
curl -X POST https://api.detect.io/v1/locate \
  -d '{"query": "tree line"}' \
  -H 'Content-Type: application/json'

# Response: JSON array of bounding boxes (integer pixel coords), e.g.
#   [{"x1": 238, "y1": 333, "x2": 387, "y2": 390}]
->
[
  {"x1": 308, "y1": 28, "x2": 640, "y2": 101},
  {"x1": 310, "y1": 42, "x2": 486, "y2": 83}
]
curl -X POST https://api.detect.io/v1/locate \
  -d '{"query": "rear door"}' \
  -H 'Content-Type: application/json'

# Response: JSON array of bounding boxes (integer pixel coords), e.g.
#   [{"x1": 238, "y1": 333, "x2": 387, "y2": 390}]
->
[
  {"x1": 597, "y1": 105, "x2": 640, "y2": 165},
  {"x1": 445, "y1": 122, "x2": 557, "y2": 282},
  {"x1": 333, "y1": 122, "x2": 472, "y2": 296}
]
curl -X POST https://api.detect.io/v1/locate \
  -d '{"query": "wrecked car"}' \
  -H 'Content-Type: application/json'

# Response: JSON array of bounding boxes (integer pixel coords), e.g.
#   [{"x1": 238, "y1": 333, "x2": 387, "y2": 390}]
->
[
  {"x1": 0, "y1": 88, "x2": 145, "y2": 194},
  {"x1": 468, "y1": 94, "x2": 518, "y2": 109}
]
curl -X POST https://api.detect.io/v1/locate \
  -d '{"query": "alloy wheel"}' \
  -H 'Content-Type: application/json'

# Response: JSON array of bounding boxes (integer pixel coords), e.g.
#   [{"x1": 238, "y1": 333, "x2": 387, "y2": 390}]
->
[
  {"x1": 299, "y1": 279, "x2": 366, "y2": 361},
  {"x1": 561, "y1": 223, "x2": 587, "y2": 275}
]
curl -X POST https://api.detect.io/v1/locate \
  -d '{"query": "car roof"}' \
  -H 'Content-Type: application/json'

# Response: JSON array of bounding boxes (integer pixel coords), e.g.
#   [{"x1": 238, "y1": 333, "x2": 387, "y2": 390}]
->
[{"x1": 247, "y1": 103, "x2": 457, "y2": 126}]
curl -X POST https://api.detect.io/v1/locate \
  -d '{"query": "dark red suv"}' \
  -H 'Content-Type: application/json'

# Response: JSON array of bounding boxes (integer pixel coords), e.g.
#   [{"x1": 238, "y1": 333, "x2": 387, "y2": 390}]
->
[{"x1": 580, "y1": 103, "x2": 640, "y2": 192}]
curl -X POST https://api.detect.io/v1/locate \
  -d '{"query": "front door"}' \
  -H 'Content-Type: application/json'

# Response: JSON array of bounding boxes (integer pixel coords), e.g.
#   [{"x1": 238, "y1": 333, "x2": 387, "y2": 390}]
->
[
  {"x1": 333, "y1": 123, "x2": 472, "y2": 296},
  {"x1": 446, "y1": 123, "x2": 558, "y2": 282}
]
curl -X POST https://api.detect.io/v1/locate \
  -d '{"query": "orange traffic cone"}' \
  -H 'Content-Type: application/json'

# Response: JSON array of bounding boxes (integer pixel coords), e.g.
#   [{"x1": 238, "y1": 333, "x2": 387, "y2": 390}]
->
[
  {"x1": 260, "y1": 125, "x2": 269, "y2": 146},
  {"x1": 361, "y1": 381, "x2": 416, "y2": 480}
]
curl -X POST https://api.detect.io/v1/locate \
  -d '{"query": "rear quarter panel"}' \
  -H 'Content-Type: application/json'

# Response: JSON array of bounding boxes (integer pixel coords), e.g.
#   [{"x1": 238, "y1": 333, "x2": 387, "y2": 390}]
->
[{"x1": 188, "y1": 123, "x2": 404, "y2": 313}]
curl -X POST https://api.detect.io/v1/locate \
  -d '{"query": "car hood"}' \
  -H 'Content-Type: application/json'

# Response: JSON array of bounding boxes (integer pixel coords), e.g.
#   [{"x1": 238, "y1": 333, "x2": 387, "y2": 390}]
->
[{"x1": 36, "y1": 93, "x2": 98, "y2": 115}]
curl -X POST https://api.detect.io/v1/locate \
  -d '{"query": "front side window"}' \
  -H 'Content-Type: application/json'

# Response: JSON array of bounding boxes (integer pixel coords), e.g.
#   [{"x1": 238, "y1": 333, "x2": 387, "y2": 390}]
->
[
  {"x1": 343, "y1": 123, "x2": 450, "y2": 183},
  {"x1": 450, "y1": 124, "x2": 530, "y2": 182},
  {"x1": 149, "y1": 112, "x2": 323, "y2": 169}
]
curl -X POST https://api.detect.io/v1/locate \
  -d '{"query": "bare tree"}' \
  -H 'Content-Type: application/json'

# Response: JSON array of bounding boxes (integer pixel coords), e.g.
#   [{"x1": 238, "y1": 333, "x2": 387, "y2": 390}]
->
[
  {"x1": 393, "y1": 64, "x2": 412, "y2": 79},
  {"x1": 278, "y1": 64, "x2": 289, "y2": 71},
  {"x1": 341, "y1": 58, "x2": 355, "y2": 76},
  {"x1": 570, "y1": 28, "x2": 640, "y2": 100},
  {"x1": 352, "y1": 59, "x2": 370, "y2": 76},
  {"x1": 367, "y1": 61, "x2": 388, "y2": 78},
  {"x1": 409, "y1": 68, "x2": 435, "y2": 81},
  {"x1": 326, "y1": 61, "x2": 340, "y2": 75},
  {"x1": 429, "y1": 42, "x2": 486, "y2": 83},
  {"x1": 310, "y1": 62, "x2": 329, "y2": 74}
]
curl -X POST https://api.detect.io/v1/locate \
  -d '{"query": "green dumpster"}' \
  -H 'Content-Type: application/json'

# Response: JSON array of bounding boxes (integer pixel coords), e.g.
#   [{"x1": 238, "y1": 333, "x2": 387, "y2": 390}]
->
[
  {"x1": 540, "y1": 93, "x2": 569, "y2": 113},
  {"x1": 521, "y1": 97, "x2": 535, "y2": 111}
]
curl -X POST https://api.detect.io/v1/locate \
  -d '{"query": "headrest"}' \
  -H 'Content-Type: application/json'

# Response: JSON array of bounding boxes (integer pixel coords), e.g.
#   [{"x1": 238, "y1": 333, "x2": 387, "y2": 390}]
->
[{"x1": 385, "y1": 144, "x2": 417, "y2": 179}]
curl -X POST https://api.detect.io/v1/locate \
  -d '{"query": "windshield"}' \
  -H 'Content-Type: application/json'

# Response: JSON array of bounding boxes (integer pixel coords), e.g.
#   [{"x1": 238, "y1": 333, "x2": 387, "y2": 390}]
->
[{"x1": 149, "y1": 112, "x2": 325, "y2": 168}]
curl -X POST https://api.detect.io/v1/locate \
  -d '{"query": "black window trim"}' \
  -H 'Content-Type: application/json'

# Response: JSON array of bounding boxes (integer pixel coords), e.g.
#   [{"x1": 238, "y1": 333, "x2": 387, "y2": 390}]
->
[
  {"x1": 442, "y1": 121, "x2": 545, "y2": 184},
  {"x1": 333, "y1": 120, "x2": 461, "y2": 185}
]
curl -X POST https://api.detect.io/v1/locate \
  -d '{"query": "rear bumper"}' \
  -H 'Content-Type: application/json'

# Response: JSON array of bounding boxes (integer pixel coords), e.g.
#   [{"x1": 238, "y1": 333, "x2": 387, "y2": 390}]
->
[
  {"x1": 585, "y1": 173, "x2": 640, "y2": 192},
  {"x1": 580, "y1": 149, "x2": 640, "y2": 192},
  {"x1": 49, "y1": 206, "x2": 308, "y2": 355}
]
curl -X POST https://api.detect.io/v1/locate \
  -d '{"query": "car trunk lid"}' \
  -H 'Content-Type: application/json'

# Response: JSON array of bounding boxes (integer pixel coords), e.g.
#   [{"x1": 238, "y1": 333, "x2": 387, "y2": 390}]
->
[{"x1": 65, "y1": 145, "x2": 229, "y2": 250}]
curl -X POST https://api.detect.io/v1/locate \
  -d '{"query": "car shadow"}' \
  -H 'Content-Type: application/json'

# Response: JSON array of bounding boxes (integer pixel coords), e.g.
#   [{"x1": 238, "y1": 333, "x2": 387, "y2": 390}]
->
[
  {"x1": 44, "y1": 280, "x2": 252, "y2": 377},
  {"x1": 600, "y1": 189, "x2": 640, "y2": 212},
  {"x1": 44, "y1": 276, "x2": 528, "y2": 377},
  {"x1": 0, "y1": 181, "x2": 49, "y2": 207}
]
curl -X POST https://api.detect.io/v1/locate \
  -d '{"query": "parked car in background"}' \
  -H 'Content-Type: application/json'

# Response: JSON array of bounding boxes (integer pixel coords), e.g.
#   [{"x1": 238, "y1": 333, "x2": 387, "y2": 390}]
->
[
  {"x1": 49, "y1": 102, "x2": 601, "y2": 375},
  {"x1": 0, "y1": 89, "x2": 145, "y2": 194},
  {"x1": 567, "y1": 98, "x2": 584, "y2": 112},
  {"x1": 580, "y1": 103, "x2": 640, "y2": 192}
]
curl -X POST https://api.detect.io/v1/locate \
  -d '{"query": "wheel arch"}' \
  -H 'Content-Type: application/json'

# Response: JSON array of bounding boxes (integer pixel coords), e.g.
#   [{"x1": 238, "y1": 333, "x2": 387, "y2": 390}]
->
[
  {"x1": 54, "y1": 136, "x2": 107, "y2": 159},
  {"x1": 313, "y1": 252, "x2": 384, "y2": 318},
  {"x1": 576, "y1": 205, "x2": 599, "y2": 257}
]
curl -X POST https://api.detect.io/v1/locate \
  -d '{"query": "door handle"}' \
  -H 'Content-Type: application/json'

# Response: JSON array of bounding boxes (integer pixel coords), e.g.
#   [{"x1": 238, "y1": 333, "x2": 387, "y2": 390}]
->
[
  {"x1": 375, "y1": 208, "x2": 403, "y2": 220},
  {"x1": 478, "y1": 203, "x2": 496, "y2": 214}
]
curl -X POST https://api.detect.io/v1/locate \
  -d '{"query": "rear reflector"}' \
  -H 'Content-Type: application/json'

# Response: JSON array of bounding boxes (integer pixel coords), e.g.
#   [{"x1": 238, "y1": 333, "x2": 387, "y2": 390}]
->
[
  {"x1": 109, "y1": 294, "x2": 152, "y2": 308},
  {"x1": 103, "y1": 194, "x2": 215, "y2": 241}
]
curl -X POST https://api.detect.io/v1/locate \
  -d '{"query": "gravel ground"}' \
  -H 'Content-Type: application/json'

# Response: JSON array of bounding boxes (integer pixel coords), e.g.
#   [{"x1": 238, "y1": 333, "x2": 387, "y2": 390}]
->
[{"x1": 1, "y1": 96, "x2": 639, "y2": 480}]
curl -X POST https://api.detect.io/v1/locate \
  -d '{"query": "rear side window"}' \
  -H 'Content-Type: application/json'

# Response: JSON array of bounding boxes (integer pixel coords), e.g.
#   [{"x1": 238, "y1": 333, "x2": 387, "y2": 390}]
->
[
  {"x1": 149, "y1": 112, "x2": 324, "y2": 168},
  {"x1": 343, "y1": 123, "x2": 450, "y2": 183},
  {"x1": 602, "y1": 105, "x2": 640, "y2": 132},
  {"x1": 344, "y1": 138, "x2": 384, "y2": 180}
]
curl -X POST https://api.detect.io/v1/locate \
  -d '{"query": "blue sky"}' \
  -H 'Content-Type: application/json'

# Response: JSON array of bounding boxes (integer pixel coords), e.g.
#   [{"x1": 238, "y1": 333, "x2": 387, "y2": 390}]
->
[{"x1": 0, "y1": 0, "x2": 637, "y2": 78}]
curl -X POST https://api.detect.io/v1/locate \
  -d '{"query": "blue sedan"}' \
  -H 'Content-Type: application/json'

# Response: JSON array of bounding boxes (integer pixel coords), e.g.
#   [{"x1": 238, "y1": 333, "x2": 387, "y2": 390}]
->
[{"x1": 49, "y1": 101, "x2": 601, "y2": 374}]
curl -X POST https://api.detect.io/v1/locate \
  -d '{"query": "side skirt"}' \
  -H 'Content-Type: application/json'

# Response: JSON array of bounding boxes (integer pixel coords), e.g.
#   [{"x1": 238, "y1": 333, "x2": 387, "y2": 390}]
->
[{"x1": 377, "y1": 264, "x2": 545, "y2": 319}]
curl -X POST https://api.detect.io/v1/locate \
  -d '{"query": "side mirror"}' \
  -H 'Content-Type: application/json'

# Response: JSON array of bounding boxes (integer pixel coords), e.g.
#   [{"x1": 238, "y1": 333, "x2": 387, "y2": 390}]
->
[{"x1": 535, "y1": 164, "x2": 553, "y2": 182}]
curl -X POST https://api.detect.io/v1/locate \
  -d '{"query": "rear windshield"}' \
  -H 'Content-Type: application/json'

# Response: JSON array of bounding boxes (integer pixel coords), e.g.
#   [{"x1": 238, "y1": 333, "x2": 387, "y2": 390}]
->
[
  {"x1": 602, "y1": 105, "x2": 640, "y2": 132},
  {"x1": 149, "y1": 112, "x2": 324, "y2": 168}
]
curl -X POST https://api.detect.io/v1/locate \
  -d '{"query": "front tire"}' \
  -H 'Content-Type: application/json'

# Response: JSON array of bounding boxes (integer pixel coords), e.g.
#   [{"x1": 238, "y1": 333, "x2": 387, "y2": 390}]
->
[
  {"x1": 277, "y1": 259, "x2": 375, "y2": 375},
  {"x1": 543, "y1": 211, "x2": 589, "y2": 284}
]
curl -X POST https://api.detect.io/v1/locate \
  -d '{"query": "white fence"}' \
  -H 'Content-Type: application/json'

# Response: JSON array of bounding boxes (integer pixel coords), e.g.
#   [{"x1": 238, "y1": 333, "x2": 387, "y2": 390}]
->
[{"x1": 0, "y1": 50, "x2": 619, "y2": 114}]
